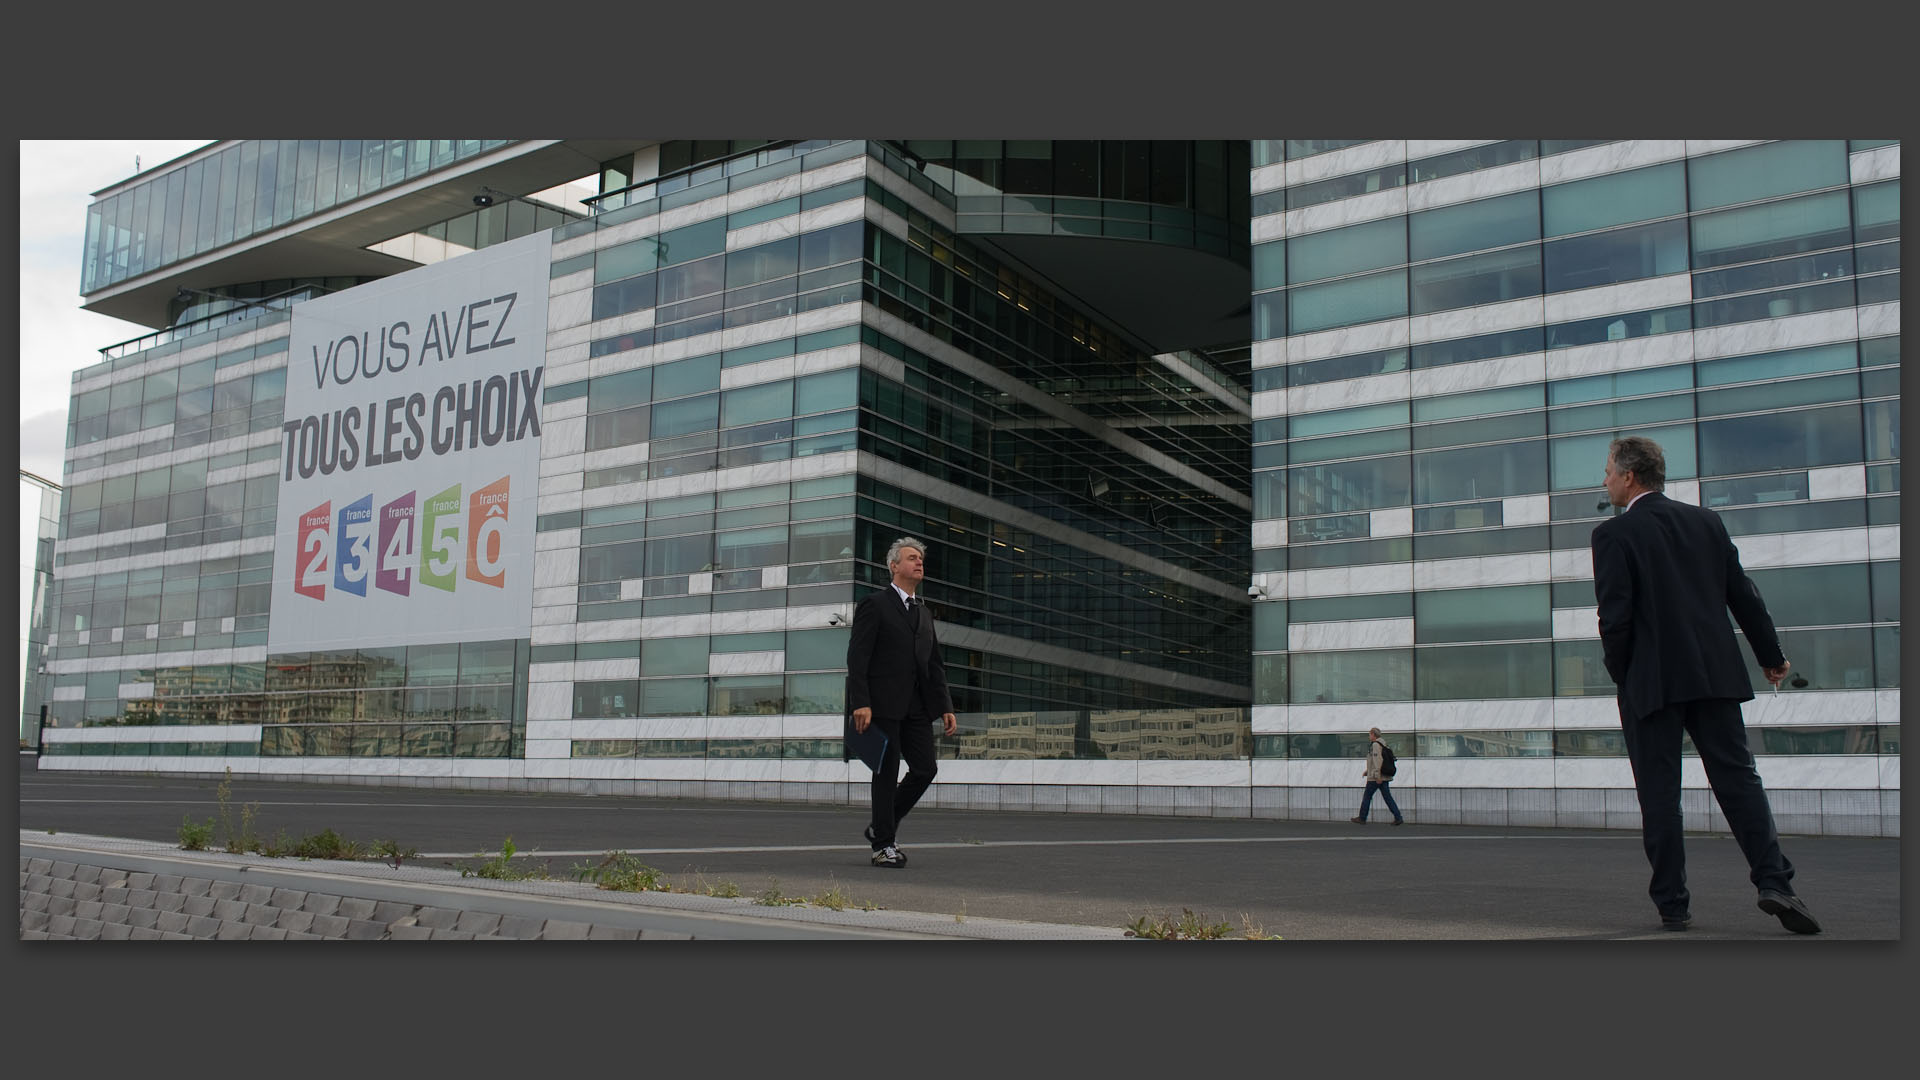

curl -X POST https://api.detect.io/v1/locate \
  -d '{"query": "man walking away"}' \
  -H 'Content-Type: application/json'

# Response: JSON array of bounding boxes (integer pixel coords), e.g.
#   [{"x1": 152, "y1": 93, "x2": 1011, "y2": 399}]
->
[{"x1": 1592, "y1": 435, "x2": 1820, "y2": 934}]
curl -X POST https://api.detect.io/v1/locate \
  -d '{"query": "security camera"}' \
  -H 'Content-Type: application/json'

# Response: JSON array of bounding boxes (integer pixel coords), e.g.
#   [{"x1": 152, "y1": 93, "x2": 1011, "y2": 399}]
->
[
  {"x1": 1247, "y1": 585, "x2": 1264, "y2": 599},
  {"x1": 473, "y1": 192, "x2": 495, "y2": 207}
]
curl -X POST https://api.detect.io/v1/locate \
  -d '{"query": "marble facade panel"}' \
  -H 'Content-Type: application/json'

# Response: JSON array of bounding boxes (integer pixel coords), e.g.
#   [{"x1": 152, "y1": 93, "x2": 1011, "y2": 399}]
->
[
  {"x1": 1539, "y1": 140, "x2": 1691, "y2": 186},
  {"x1": 1550, "y1": 549, "x2": 1594, "y2": 580},
  {"x1": 1807, "y1": 465, "x2": 1867, "y2": 501},
  {"x1": 1545, "y1": 330, "x2": 1695, "y2": 380},
  {"x1": 1552, "y1": 758, "x2": 1634, "y2": 787},
  {"x1": 724, "y1": 215, "x2": 801, "y2": 251},
  {"x1": 1403, "y1": 158, "x2": 1542, "y2": 214},
  {"x1": 1552, "y1": 697, "x2": 1625, "y2": 727},
  {"x1": 1286, "y1": 701, "x2": 1415, "y2": 733},
  {"x1": 1552, "y1": 607, "x2": 1600, "y2": 640},
  {"x1": 1754, "y1": 755, "x2": 1882, "y2": 789},
  {"x1": 1371, "y1": 507, "x2": 1413, "y2": 537},
  {"x1": 1867, "y1": 525, "x2": 1899, "y2": 561},
  {"x1": 780, "y1": 715, "x2": 842, "y2": 739},
  {"x1": 1849, "y1": 143, "x2": 1900, "y2": 184},
  {"x1": 1503, "y1": 494, "x2": 1550, "y2": 526},
  {"x1": 1409, "y1": 296, "x2": 1544, "y2": 343},
  {"x1": 1283, "y1": 141, "x2": 1406, "y2": 189},
  {"x1": 1684, "y1": 139, "x2": 1768, "y2": 159},
  {"x1": 1282, "y1": 370, "x2": 1412, "y2": 415},
  {"x1": 1739, "y1": 690, "x2": 1878, "y2": 727},
  {"x1": 1250, "y1": 161, "x2": 1286, "y2": 196},
  {"x1": 572, "y1": 659, "x2": 639, "y2": 682},
  {"x1": 1691, "y1": 307, "x2": 1859, "y2": 361},
  {"x1": 1282, "y1": 185, "x2": 1409, "y2": 238},
  {"x1": 1252, "y1": 520, "x2": 1286, "y2": 547},
  {"x1": 1289, "y1": 618, "x2": 1414, "y2": 652},
  {"x1": 1251, "y1": 705, "x2": 1288, "y2": 734},
  {"x1": 1286, "y1": 314, "x2": 1411, "y2": 363},
  {"x1": 1857, "y1": 301, "x2": 1899, "y2": 338},
  {"x1": 1137, "y1": 761, "x2": 1251, "y2": 786},
  {"x1": 1409, "y1": 351, "x2": 1546, "y2": 398},
  {"x1": 710, "y1": 607, "x2": 792, "y2": 634},
  {"x1": 1033, "y1": 760, "x2": 1139, "y2": 786},
  {"x1": 1413, "y1": 759, "x2": 1556, "y2": 788},
  {"x1": 1540, "y1": 273, "x2": 1692, "y2": 325},
  {"x1": 546, "y1": 288, "x2": 593, "y2": 333},
  {"x1": 1874, "y1": 690, "x2": 1900, "y2": 726},
  {"x1": 709, "y1": 650, "x2": 784, "y2": 676},
  {"x1": 1414, "y1": 697, "x2": 1555, "y2": 730},
  {"x1": 532, "y1": 549, "x2": 578, "y2": 588}
]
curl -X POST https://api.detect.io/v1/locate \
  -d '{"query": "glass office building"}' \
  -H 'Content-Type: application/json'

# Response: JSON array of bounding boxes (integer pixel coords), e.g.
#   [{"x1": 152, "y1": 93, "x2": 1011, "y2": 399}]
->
[{"x1": 35, "y1": 138, "x2": 1897, "y2": 836}]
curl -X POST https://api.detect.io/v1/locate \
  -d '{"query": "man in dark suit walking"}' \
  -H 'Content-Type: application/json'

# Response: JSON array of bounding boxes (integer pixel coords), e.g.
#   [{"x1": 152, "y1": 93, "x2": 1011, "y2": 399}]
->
[
  {"x1": 1592, "y1": 435, "x2": 1820, "y2": 934},
  {"x1": 847, "y1": 536, "x2": 957, "y2": 868}
]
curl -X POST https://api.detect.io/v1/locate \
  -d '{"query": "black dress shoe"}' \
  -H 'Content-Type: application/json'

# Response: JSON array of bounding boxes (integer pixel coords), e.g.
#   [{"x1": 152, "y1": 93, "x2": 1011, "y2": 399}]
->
[
  {"x1": 1758, "y1": 889, "x2": 1822, "y2": 935},
  {"x1": 1660, "y1": 911, "x2": 1692, "y2": 931}
]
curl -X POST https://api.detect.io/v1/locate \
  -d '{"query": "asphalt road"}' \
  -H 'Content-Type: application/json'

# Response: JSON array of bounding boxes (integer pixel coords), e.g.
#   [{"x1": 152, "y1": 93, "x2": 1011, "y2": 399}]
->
[{"x1": 15, "y1": 757, "x2": 1900, "y2": 940}]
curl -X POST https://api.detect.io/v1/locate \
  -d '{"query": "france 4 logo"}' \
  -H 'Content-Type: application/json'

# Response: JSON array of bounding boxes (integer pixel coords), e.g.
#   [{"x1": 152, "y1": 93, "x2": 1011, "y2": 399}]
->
[{"x1": 295, "y1": 476, "x2": 511, "y2": 601}]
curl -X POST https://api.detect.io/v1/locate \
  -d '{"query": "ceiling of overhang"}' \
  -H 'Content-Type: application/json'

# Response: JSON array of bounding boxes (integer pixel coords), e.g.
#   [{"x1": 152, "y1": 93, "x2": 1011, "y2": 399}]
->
[
  {"x1": 82, "y1": 140, "x2": 654, "y2": 329},
  {"x1": 974, "y1": 234, "x2": 1252, "y2": 357}
]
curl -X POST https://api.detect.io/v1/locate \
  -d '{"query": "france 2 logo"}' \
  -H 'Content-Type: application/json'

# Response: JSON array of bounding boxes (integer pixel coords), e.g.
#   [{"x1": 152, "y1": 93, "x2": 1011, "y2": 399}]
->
[{"x1": 294, "y1": 476, "x2": 512, "y2": 601}]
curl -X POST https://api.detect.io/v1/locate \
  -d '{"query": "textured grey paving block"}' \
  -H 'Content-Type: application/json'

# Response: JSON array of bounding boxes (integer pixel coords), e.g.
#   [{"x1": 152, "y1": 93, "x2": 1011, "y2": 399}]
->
[
  {"x1": 541, "y1": 920, "x2": 592, "y2": 940},
  {"x1": 48, "y1": 896, "x2": 76, "y2": 918},
  {"x1": 46, "y1": 914, "x2": 77, "y2": 937},
  {"x1": 588, "y1": 925, "x2": 641, "y2": 940},
  {"x1": 495, "y1": 915, "x2": 546, "y2": 939},
  {"x1": 27, "y1": 858, "x2": 52, "y2": 874},
  {"x1": 239, "y1": 884, "x2": 275, "y2": 905},
  {"x1": 20, "y1": 930, "x2": 49, "y2": 941},
  {"x1": 20, "y1": 909, "x2": 50, "y2": 933},
  {"x1": 101, "y1": 922, "x2": 133, "y2": 941},
  {"x1": 156, "y1": 893, "x2": 187, "y2": 914},
  {"x1": 50, "y1": 879, "x2": 76, "y2": 899},
  {"x1": 178, "y1": 876, "x2": 212, "y2": 897},
  {"x1": 49, "y1": 861, "x2": 76, "y2": 878},
  {"x1": 269, "y1": 888, "x2": 307, "y2": 909},
  {"x1": 23, "y1": 891, "x2": 51, "y2": 914},
  {"x1": 127, "y1": 872, "x2": 156, "y2": 890},
  {"x1": 161, "y1": 932, "x2": 196, "y2": 940},
  {"x1": 309, "y1": 914, "x2": 350, "y2": 938},
  {"x1": 98, "y1": 870, "x2": 130, "y2": 889},
  {"x1": 276, "y1": 909, "x2": 316, "y2": 933},
  {"x1": 217, "y1": 921, "x2": 254, "y2": 940},
  {"x1": 250, "y1": 925, "x2": 288, "y2": 941},
  {"x1": 127, "y1": 889, "x2": 158, "y2": 909},
  {"x1": 336, "y1": 898, "x2": 377, "y2": 920},
  {"x1": 152, "y1": 874, "x2": 184, "y2": 892},
  {"x1": 302, "y1": 893, "x2": 343, "y2": 916},
  {"x1": 72, "y1": 883, "x2": 101, "y2": 902},
  {"x1": 213, "y1": 899, "x2": 249, "y2": 922},
  {"x1": 72, "y1": 865, "x2": 102, "y2": 884},
  {"x1": 413, "y1": 906, "x2": 460, "y2": 931},
  {"x1": 26, "y1": 873, "x2": 51, "y2": 893},
  {"x1": 638, "y1": 928, "x2": 694, "y2": 940},
  {"x1": 73, "y1": 918, "x2": 106, "y2": 940},
  {"x1": 129, "y1": 907, "x2": 160, "y2": 930},
  {"x1": 345, "y1": 919, "x2": 389, "y2": 941},
  {"x1": 187, "y1": 915, "x2": 223, "y2": 938},
  {"x1": 430, "y1": 929, "x2": 475, "y2": 940},
  {"x1": 470, "y1": 935, "x2": 514, "y2": 941},
  {"x1": 101, "y1": 886, "x2": 131, "y2": 905},
  {"x1": 387, "y1": 923, "x2": 434, "y2": 940},
  {"x1": 208, "y1": 880, "x2": 242, "y2": 902},
  {"x1": 129, "y1": 926, "x2": 163, "y2": 940},
  {"x1": 101, "y1": 903, "x2": 132, "y2": 925},
  {"x1": 453, "y1": 912, "x2": 502, "y2": 935},
  {"x1": 284, "y1": 931, "x2": 323, "y2": 941},
  {"x1": 75, "y1": 900, "x2": 105, "y2": 921},
  {"x1": 157, "y1": 911, "x2": 191, "y2": 935},
  {"x1": 370, "y1": 900, "x2": 415, "y2": 924},
  {"x1": 183, "y1": 896, "x2": 216, "y2": 917},
  {"x1": 242, "y1": 903, "x2": 280, "y2": 926}
]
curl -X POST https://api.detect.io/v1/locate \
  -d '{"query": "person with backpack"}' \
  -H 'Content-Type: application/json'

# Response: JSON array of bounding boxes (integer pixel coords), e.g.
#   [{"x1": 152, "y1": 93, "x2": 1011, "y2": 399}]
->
[{"x1": 1351, "y1": 727, "x2": 1405, "y2": 825}]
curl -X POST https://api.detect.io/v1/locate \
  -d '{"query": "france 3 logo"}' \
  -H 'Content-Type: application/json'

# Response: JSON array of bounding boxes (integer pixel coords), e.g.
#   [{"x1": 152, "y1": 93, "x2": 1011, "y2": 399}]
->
[{"x1": 294, "y1": 476, "x2": 511, "y2": 601}]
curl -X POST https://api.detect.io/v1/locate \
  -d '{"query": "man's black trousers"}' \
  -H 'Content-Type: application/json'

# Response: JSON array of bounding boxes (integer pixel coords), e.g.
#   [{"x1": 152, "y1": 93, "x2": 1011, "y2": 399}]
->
[
  {"x1": 1619, "y1": 696, "x2": 1795, "y2": 915},
  {"x1": 870, "y1": 714, "x2": 938, "y2": 849}
]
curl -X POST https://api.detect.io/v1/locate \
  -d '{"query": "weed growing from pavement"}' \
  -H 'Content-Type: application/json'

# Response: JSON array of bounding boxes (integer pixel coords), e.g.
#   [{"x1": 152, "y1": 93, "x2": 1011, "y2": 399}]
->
[
  {"x1": 178, "y1": 815, "x2": 214, "y2": 851},
  {"x1": 572, "y1": 852, "x2": 670, "y2": 892},
  {"x1": 681, "y1": 870, "x2": 743, "y2": 898},
  {"x1": 1238, "y1": 914, "x2": 1284, "y2": 940},
  {"x1": 371, "y1": 838, "x2": 419, "y2": 868},
  {"x1": 460, "y1": 836, "x2": 553, "y2": 881},
  {"x1": 755, "y1": 879, "x2": 806, "y2": 906},
  {"x1": 213, "y1": 768, "x2": 264, "y2": 854},
  {"x1": 1124, "y1": 909, "x2": 1237, "y2": 940}
]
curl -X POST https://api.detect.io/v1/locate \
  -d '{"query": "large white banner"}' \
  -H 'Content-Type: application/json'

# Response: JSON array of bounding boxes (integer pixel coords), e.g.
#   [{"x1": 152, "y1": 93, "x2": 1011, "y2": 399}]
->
[{"x1": 267, "y1": 230, "x2": 551, "y2": 655}]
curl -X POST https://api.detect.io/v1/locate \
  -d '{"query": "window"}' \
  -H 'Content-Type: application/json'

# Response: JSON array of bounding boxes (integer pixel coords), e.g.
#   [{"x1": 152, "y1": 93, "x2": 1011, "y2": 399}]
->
[
  {"x1": 1416, "y1": 642, "x2": 1552, "y2": 698},
  {"x1": 1543, "y1": 162, "x2": 1685, "y2": 238},
  {"x1": 1410, "y1": 192, "x2": 1539, "y2": 261},
  {"x1": 1415, "y1": 585, "x2": 1550, "y2": 643},
  {"x1": 1288, "y1": 456, "x2": 1411, "y2": 516},
  {"x1": 1543, "y1": 219, "x2": 1689, "y2": 292},
  {"x1": 1288, "y1": 270, "x2": 1407, "y2": 334},
  {"x1": 1410, "y1": 246, "x2": 1541, "y2": 315},
  {"x1": 1697, "y1": 405, "x2": 1864, "y2": 476},
  {"x1": 1412, "y1": 440, "x2": 1548, "y2": 504},
  {"x1": 1688, "y1": 141, "x2": 1848, "y2": 211},
  {"x1": 1288, "y1": 218, "x2": 1405, "y2": 284},
  {"x1": 1690, "y1": 190, "x2": 1852, "y2": 270},
  {"x1": 1291, "y1": 649, "x2": 1412, "y2": 703}
]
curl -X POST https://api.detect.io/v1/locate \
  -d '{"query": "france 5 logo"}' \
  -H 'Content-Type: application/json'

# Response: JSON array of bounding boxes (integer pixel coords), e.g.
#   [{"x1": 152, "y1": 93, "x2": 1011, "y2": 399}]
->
[{"x1": 295, "y1": 476, "x2": 512, "y2": 601}]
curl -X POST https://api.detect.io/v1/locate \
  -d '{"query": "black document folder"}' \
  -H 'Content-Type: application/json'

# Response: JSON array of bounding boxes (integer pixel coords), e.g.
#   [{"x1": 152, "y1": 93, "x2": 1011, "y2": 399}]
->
[{"x1": 846, "y1": 725, "x2": 889, "y2": 773}]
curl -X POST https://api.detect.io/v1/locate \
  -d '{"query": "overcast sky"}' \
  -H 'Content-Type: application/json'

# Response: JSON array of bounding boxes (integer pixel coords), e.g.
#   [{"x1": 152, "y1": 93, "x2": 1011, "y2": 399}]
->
[{"x1": 18, "y1": 140, "x2": 213, "y2": 719}]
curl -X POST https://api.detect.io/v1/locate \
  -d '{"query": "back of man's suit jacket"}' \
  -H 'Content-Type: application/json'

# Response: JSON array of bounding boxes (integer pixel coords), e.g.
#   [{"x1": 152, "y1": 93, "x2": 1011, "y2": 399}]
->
[{"x1": 1591, "y1": 492, "x2": 1786, "y2": 722}]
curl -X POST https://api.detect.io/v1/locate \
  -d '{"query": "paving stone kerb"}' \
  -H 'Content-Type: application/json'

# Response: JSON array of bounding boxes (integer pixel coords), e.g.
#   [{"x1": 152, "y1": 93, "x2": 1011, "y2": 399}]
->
[{"x1": 18, "y1": 833, "x2": 1127, "y2": 941}]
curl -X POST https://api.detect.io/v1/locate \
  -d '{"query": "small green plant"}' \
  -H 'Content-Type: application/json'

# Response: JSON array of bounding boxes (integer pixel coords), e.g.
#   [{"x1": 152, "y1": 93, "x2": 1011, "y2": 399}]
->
[
  {"x1": 371, "y1": 838, "x2": 418, "y2": 868},
  {"x1": 214, "y1": 767, "x2": 264, "y2": 854},
  {"x1": 572, "y1": 851, "x2": 670, "y2": 892},
  {"x1": 955, "y1": 899, "x2": 966, "y2": 924},
  {"x1": 178, "y1": 815, "x2": 214, "y2": 851},
  {"x1": 1124, "y1": 909, "x2": 1235, "y2": 940},
  {"x1": 754, "y1": 879, "x2": 804, "y2": 906},
  {"x1": 290, "y1": 828, "x2": 364, "y2": 861},
  {"x1": 460, "y1": 836, "x2": 551, "y2": 880},
  {"x1": 811, "y1": 878, "x2": 855, "y2": 911}
]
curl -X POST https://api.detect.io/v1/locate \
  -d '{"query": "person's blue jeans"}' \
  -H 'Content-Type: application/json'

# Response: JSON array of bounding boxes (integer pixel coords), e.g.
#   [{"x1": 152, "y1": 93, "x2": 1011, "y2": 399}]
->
[{"x1": 1358, "y1": 780, "x2": 1402, "y2": 823}]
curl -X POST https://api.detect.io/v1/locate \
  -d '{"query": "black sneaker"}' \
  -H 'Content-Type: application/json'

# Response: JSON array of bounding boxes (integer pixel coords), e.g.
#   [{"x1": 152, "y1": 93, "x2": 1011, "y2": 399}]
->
[
  {"x1": 1758, "y1": 889, "x2": 1821, "y2": 934},
  {"x1": 871, "y1": 845, "x2": 906, "y2": 868},
  {"x1": 1660, "y1": 911, "x2": 1692, "y2": 931}
]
